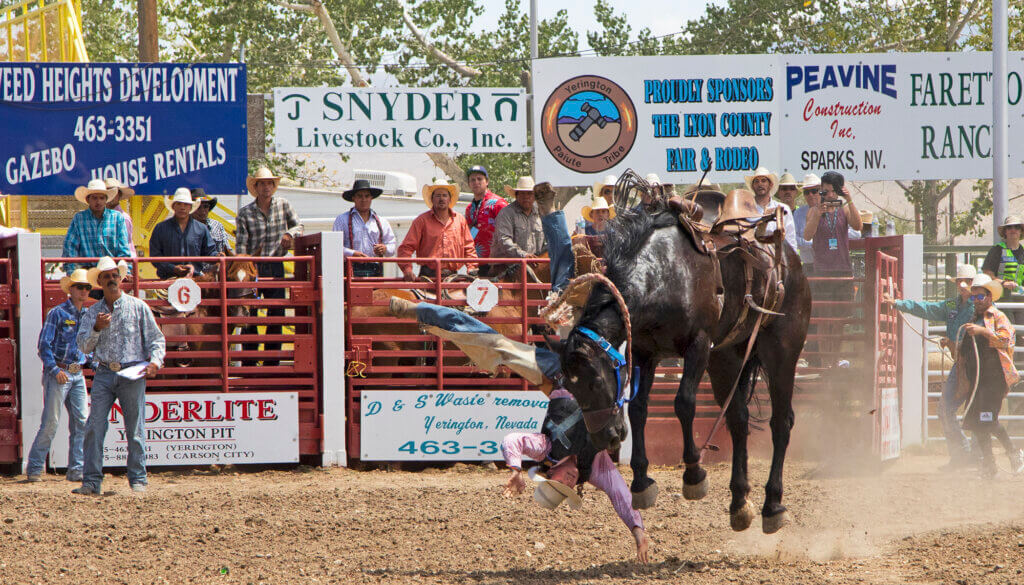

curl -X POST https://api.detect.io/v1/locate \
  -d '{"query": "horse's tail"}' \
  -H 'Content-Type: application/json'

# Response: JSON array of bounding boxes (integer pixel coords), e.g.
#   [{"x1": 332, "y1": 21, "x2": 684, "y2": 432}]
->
[{"x1": 743, "y1": 356, "x2": 762, "y2": 405}]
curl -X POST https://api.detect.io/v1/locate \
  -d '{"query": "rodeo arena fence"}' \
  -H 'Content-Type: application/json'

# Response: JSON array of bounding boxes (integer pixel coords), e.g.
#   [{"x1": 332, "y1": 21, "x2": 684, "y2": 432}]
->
[{"x1": 0, "y1": 231, "x2": 935, "y2": 471}]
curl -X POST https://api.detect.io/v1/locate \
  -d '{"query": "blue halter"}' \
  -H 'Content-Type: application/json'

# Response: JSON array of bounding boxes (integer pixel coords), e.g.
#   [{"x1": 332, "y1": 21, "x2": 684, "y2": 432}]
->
[{"x1": 575, "y1": 326, "x2": 639, "y2": 410}]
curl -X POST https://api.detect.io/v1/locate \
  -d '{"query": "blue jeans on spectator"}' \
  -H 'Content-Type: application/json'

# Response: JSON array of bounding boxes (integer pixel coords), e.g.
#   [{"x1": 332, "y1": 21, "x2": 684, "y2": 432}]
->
[
  {"x1": 26, "y1": 371, "x2": 87, "y2": 477},
  {"x1": 81, "y1": 366, "x2": 148, "y2": 491},
  {"x1": 542, "y1": 211, "x2": 573, "y2": 292},
  {"x1": 940, "y1": 364, "x2": 970, "y2": 459}
]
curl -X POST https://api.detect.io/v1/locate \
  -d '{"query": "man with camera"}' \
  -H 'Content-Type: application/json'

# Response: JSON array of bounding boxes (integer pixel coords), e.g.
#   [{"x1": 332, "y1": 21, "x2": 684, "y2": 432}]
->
[{"x1": 803, "y1": 171, "x2": 862, "y2": 278}]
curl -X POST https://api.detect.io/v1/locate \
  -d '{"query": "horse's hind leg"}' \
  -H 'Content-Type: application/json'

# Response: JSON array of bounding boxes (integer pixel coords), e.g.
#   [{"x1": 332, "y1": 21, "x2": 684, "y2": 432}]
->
[
  {"x1": 628, "y1": 354, "x2": 658, "y2": 509},
  {"x1": 758, "y1": 339, "x2": 797, "y2": 534},
  {"x1": 708, "y1": 346, "x2": 757, "y2": 531},
  {"x1": 675, "y1": 333, "x2": 710, "y2": 500}
]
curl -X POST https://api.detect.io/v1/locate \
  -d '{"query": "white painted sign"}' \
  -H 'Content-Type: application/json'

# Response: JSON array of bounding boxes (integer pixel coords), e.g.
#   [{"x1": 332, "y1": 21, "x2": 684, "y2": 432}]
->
[
  {"x1": 51, "y1": 392, "x2": 299, "y2": 467},
  {"x1": 167, "y1": 277, "x2": 201, "y2": 312},
  {"x1": 877, "y1": 386, "x2": 901, "y2": 461},
  {"x1": 360, "y1": 390, "x2": 548, "y2": 460},
  {"x1": 465, "y1": 278, "x2": 499, "y2": 312},
  {"x1": 274, "y1": 87, "x2": 528, "y2": 153}
]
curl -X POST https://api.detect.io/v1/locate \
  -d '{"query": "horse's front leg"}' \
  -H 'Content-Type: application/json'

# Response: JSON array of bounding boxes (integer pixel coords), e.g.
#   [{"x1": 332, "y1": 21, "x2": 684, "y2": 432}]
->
[
  {"x1": 627, "y1": 354, "x2": 658, "y2": 509},
  {"x1": 761, "y1": 353, "x2": 795, "y2": 534},
  {"x1": 675, "y1": 333, "x2": 710, "y2": 500},
  {"x1": 724, "y1": 357, "x2": 758, "y2": 531}
]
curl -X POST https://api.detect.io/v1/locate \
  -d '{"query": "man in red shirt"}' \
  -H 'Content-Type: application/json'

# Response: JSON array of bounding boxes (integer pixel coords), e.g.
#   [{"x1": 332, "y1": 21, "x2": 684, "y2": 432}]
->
[
  {"x1": 399, "y1": 183, "x2": 477, "y2": 280},
  {"x1": 463, "y1": 165, "x2": 507, "y2": 276}
]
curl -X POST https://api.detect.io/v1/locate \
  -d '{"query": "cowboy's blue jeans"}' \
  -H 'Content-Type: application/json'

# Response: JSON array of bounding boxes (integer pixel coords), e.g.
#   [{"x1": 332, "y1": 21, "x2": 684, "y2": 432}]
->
[
  {"x1": 81, "y1": 367, "x2": 148, "y2": 490},
  {"x1": 542, "y1": 211, "x2": 573, "y2": 292},
  {"x1": 26, "y1": 371, "x2": 87, "y2": 476},
  {"x1": 940, "y1": 364, "x2": 971, "y2": 459}
]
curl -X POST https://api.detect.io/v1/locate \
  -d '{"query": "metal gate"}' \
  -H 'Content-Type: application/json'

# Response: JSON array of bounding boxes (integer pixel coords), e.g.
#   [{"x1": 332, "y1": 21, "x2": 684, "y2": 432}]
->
[
  {"x1": 874, "y1": 250, "x2": 902, "y2": 460},
  {"x1": 0, "y1": 236, "x2": 18, "y2": 463}
]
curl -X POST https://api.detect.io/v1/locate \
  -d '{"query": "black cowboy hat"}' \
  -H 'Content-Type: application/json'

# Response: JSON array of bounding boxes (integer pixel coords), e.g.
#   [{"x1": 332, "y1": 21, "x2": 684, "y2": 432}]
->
[
  {"x1": 190, "y1": 188, "x2": 218, "y2": 210},
  {"x1": 342, "y1": 179, "x2": 383, "y2": 202}
]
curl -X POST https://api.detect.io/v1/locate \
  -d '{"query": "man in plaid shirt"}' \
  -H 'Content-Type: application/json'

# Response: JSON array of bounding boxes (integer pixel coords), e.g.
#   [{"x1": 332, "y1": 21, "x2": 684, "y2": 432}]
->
[
  {"x1": 62, "y1": 179, "x2": 131, "y2": 272},
  {"x1": 237, "y1": 167, "x2": 303, "y2": 366}
]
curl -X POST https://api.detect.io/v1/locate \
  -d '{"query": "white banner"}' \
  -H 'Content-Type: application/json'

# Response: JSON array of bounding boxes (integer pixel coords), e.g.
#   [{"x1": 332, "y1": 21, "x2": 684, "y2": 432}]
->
[
  {"x1": 50, "y1": 392, "x2": 299, "y2": 467},
  {"x1": 533, "y1": 52, "x2": 1024, "y2": 186},
  {"x1": 274, "y1": 87, "x2": 528, "y2": 153},
  {"x1": 360, "y1": 390, "x2": 548, "y2": 460}
]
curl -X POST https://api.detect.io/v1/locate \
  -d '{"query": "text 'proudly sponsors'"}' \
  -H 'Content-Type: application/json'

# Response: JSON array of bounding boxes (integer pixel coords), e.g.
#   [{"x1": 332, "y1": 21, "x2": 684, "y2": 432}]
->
[
  {"x1": 533, "y1": 52, "x2": 1024, "y2": 185},
  {"x1": 50, "y1": 392, "x2": 299, "y2": 467},
  {"x1": 360, "y1": 390, "x2": 548, "y2": 460},
  {"x1": 0, "y1": 63, "x2": 247, "y2": 195},
  {"x1": 274, "y1": 87, "x2": 528, "y2": 153}
]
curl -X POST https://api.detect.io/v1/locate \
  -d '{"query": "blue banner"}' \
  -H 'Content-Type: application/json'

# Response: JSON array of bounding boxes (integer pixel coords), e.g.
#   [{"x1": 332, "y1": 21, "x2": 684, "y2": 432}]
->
[{"x1": 0, "y1": 63, "x2": 247, "y2": 195}]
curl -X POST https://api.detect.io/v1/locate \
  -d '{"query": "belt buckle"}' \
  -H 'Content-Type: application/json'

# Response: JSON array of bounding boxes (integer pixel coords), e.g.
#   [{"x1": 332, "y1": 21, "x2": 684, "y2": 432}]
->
[
  {"x1": 67, "y1": 363, "x2": 82, "y2": 374},
  {"x1": 108, "y1": 361, "x2": 122, "y2": 372}
]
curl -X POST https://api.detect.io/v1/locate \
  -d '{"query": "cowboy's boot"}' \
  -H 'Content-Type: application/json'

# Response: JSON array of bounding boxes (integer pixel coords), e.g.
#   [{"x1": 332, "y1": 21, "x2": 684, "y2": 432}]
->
[
  {"x1": 534, "y1": 182, "x2": 557, "y2": 216},
  {"x1": 388, "y1": 296, "x2": 419, "y2": 319}
]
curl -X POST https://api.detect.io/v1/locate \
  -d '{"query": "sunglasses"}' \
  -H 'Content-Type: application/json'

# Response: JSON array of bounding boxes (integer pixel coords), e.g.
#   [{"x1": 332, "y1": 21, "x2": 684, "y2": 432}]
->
[
  {"x1": 804, "y1": 188, "x2": 819, "y2": 194},
  {"x1": 71, "y1": 283, "x2": 91, "y2": 291},
  {"x1": 969, "y1": 293, "x2": 988, "y2": 302}
]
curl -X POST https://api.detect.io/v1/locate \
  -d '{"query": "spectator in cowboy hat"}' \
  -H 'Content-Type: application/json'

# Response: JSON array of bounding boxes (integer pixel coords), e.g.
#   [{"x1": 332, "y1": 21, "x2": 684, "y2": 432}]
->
[
  {"x1": 190, "y1": 188, "x2": 233, "y2": 256},
  {"x1": 25, "y1": 269, "x2": 92, "y2": 483},
  {"x1": 74, "y1": 256, "x2": 165, "y2": 496},
  {"x1": 582, "y1": 197, "x2": 615, "y2": 235},
  {"x1": 743, "y1": 166, "x2": 797, "y2": 251},
  {"x1": 463, "y1": 165, "x2": 507, "y2": 276},
  {"x1": 103, "y1": 178, "x2": 137, "y2": 258},
  {"x1": 493, "y1": 176, "x2": 546, "y2": 260},
  {"x1": 237, "y1": 166, "x2": 303, "y2": 367},
  {"x1": 333, "y1": 179, "x2": 396, "y2": 278},
  {"x1": 792, "y1": 173, "x2": 821, "y2": 271},
  {"x1": 593, "y1": 174, "x2": 617, "y2": 205},
  {"x1": 397, "y1": 182, "x2": 476, "y2": 281},
  {"x1": 149, "y1": 188, "x2": 216, "y2": 280},
  {"x1": 982, "y1": 215, "x2": 1024, "y2": 296},
  {"x1": 62, "y1": 178, "x2": 131, "y2": 273}
]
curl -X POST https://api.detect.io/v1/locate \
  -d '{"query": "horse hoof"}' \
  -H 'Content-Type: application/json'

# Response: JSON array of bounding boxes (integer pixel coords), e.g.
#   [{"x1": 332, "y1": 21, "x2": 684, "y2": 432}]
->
[
  {"x1": 729, "y1": 499, "x2": 756, "y2": 532},
  {"x1": 631, "y1": 482, "x2": 659, "y2": 509},
  {"x1": 762, "y1": 510, "x2": 792, "y2": 534},
  {"x1": 682, "y1": 476, "x2": 709, "y2": 500}
]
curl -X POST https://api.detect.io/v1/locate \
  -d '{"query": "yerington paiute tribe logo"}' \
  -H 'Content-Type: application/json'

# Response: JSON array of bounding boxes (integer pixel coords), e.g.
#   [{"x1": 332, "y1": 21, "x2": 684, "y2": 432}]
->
[{"x1": 541, "y1": 75, "x2": 637, "y2": 174}]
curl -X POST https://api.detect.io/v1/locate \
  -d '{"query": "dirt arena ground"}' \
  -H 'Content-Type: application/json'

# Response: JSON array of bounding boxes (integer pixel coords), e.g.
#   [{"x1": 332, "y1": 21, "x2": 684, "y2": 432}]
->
[{"x1": 1, "y1": 454, "x2": 1022, "y2": 585}]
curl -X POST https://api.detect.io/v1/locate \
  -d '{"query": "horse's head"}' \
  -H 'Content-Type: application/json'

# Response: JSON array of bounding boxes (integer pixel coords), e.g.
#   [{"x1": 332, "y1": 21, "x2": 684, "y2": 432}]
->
[
  {"x1": 555, "y1": 328, "x2": 628, "y2": 451},
  {"x1": 224, "y1": 259, "x2": 259, "y2": 317}
]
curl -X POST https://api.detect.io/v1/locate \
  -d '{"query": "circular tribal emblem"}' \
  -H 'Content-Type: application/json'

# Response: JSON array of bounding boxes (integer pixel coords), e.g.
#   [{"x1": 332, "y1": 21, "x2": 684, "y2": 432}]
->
[{"x1": 541, "y1": 75, "x2": 637, "y2": 174}]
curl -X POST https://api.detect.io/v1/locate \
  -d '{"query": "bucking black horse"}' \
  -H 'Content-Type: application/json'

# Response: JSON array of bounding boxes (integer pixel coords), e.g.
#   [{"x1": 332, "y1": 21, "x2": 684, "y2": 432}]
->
[{"x1": 556, "y1": 206, "x2": 811, "y2": 534}]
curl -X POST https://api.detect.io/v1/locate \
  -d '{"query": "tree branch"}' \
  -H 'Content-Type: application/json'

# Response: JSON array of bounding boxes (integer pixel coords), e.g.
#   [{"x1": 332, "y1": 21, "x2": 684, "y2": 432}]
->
[
  {"x1": 939, "y1": 179, "x2": 961, "y2": 198},
  {"x1": 275, "y1": 1, "x2": 313, "y2": 13},
  {"x1": 276, "y1": 0, "x2": 368, "y2": 86},
  {"x1": 948, "y1": 0, "x2": 984, "y2": 46},
  {"x1": 395, "y1": 0, "x2": 481, "y2": 78},
  {"x1": 895, "y1": 180, "x2": 913, "y2": 193},
  {"x1": 426, "y1": 153, "x2": 469, "y2": 192}
]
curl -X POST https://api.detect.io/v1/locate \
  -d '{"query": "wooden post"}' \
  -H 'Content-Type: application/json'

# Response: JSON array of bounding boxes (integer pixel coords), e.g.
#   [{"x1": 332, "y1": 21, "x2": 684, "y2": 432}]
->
[{"x1": 138, "y1": 0, "x2": 158, "y2": 62}]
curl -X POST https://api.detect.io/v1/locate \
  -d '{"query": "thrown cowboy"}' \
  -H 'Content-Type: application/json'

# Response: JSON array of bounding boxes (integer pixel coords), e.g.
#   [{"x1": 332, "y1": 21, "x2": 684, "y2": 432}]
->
[
  {"x1": 103, "y1": 177, "x2": 138, "y2": 258},
  {"x1": 149, "y1": 188, "x2": 216, "y2": 280},
  {"x1": 397, "y1": 182, "x2": 476, "y2": 281},
  {"x1": 333, "y1": 178, "x2": 397, "y2": 277},
  {"x1": 25, "y1": 269, "x2": 92, "y2": 483},
  {"x1": 74, "y1": 257, "x2": 165, "y2": 495},
  {"x1": 62, "y1": 179, "x2": 132, "y2": 273},
  {"x1": 190, "y1": 189, "x2": 233, "y2": 256},
  {"x1": 493, "y1": 176, "x2": 546, "y2": 260},
  {"x1": 463, "y1": 165, "x2": 507, "y2": 277},
  {"x1": 743, "y1": 167, "x2": 798, "y2": 251}
]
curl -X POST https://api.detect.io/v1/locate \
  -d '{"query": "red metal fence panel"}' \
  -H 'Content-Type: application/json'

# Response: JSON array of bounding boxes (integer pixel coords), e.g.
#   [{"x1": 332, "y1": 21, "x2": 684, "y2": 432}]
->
[{"x1": 0, "y1": 236, "x2": 18, "y2": 463}]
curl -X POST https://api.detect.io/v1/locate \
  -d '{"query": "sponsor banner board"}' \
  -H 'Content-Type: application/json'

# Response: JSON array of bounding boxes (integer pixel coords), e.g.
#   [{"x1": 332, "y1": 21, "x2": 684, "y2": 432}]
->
[
  {"x1": 274, "y1": 87, "x2": 528, "y2": 153},
  {"x1": 0, "y1": 62, "x2": 247, "y2": 195},
  {"x1": 533, "y1": 53, "x2": 1024, "y2": 185},
  {"x1": 876, "y1": 386, "x2": 901, "y2": 461},
  {"x1": 51, "y1": 392, "x2": 298, "y2": 467},
  {"x1": 360, "y1": 390, "x2": 548, "y2": 460}
]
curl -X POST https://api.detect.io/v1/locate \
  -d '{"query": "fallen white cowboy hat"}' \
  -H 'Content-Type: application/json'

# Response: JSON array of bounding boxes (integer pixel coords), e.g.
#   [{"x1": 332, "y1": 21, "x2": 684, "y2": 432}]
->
[
  {"x1": 582, "y1": 197, "x2": 616, "y2": 222},
  {"x1": 504, "y1": 176, "x2": 536, "y2": 198},
  {"x1": 947, "y1": 263, "x2": 978, "y2": 284},
  {"x1": 60, "y1": 268, "x2": 92, "y2": 294},
  {"x1": 104, "y1": 177, "x2": 135, "y2": 198},
  {"x1": 86, "y1": 256, "x2": 129, "y2": 289},
  {"x1": 997, "y1": 214, "x2": 1024, "y2": 239},
  {"x1": 592, "y1": 174, "x2": 617, "y2": 199},
  {"x1": 528, "y1": 465, "x2": 582, "y2": 510},
  {"x1": 778, "y1": 172, "x2": 799, "y2": 187},
  {"x1": 969, "y1": 273, "x2": 1003, "y2": 302},
  {"x1": 801, "y1": 173, "x2": 821, "y2": 189},
  {"x1": 164, "y1": 187, "x2": 201, "y2": 213},
  {"x1": 74, "y1": 178, "x2": 116, "y2": 205},
  {"x1": 421, "y1": 183, "x2": 458, "y2": 209},
  {"x1": 744, "y1": 167, "x2": 779, "y2": 196},
  {"x1": 246, "y1": 166, "x2": 281, "y2": 197}
]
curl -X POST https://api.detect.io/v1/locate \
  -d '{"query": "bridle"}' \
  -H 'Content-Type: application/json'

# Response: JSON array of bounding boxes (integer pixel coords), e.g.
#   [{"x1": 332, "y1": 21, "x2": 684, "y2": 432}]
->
[{"x1": 574, "y1": 325, "x2": 639, "y2": 434}]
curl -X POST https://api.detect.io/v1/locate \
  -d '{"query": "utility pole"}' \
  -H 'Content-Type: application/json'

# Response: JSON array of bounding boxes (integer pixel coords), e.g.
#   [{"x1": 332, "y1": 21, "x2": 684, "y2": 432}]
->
[
  {"x1": 992, "y1": 0, "x2": 1008, "y2": 238},
  {"x1": 529, "y1": 0, "x2": 538, "y2": 176},
  {"x1": 138, "y1": 0, "x2": 158, "y2": 62}
]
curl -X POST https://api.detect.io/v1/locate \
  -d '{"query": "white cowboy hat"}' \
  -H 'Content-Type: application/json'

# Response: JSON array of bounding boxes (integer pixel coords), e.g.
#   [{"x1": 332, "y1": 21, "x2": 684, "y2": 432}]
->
[
  {"x1": 86, "y1": 256, "x2": 129, "y2": 289},
  {"x1": 60, "y1": 268, "x2": 92, "y2": 294},
  {"x1": 947, "y1": 263, "x2": 978, "y2": 284},
  {"x1": 801, "y1": 173, "x2": 821, "y2": 189},
  {"x1": 504, "y1": 176, "x2": 536, "y2": 198},
  {"x1": 591, "y1": 175, "x2": 617, "y2": 199},
  {"x1": 778, "y1": 172, "x2": 799, "y2": 187},
  {"x1": 744, "y1": 167, "x2": 779, "y2": 196},
  {"x1": 164, "y1": 187, "x2": 201, "y2": 213},
  {"x1": 998, "y1": 215, "x2": 1024, "y2": 239},
  {"x1": 527, "y1": 465, "x2": 582, "y2": 510},
  {"x1": 582, "y1": 197, "x2": 616, "y2": 222},
  {"x1": 859, "y1": 210, "x2": 874, "y2": 224},
  {"x1": 73, "y1": 179, "x2": 116, "y2": 205},
  {"x1": 103, "y1": 177, "x2": 135, "y2": 198},
  {"x1": 970, "y1": 273, "x2": 1003, "y2": 302},
  {"x1": 421, "y1": 183, "x2": 458, "y2": 209},
  {"x1": 644, "y1": 173, "x2": 662, "y2": 185},
  {"x1": 246, "y1": 166, "x2": 281, "y2": 197}
]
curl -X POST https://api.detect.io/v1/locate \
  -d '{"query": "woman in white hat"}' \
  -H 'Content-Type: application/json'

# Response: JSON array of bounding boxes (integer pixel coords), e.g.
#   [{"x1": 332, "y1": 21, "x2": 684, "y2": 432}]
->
[
  {"x1": 62, "y1": 179, "x2": 131, "y2": 274},
  {"x1": 148, "y1": 188, "x2": 216, "y2": 280},
  {"x1": 581, "y1": 197, "x2": 616, "y2": 235}
]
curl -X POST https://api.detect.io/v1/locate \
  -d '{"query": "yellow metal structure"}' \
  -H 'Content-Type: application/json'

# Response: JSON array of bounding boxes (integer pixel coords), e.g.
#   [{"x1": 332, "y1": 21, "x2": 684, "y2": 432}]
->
[{"x1": 2, "y1": 0, "x2": 86, "y2": 62}]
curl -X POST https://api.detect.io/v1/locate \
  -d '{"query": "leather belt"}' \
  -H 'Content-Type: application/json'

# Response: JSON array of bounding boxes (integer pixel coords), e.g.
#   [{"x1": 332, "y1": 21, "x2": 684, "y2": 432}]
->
[
  {"x1": 98, "y1": 361, "x2": 123, "y2": 372},
  {"x1": 56, "y1": 362, "x2": 82, "y2": 374}
]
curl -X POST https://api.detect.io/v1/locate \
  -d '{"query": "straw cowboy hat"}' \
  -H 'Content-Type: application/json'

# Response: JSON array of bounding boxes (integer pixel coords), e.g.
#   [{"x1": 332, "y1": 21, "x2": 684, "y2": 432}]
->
[
  {"x1": 74, "y1": 178, "x2": 116, "y2": 205},
  {"x1": 744, "y1": 167, "x2": 779, "y2": 196},
  {"x1": 859, "y1": 210, "x2": 874, "y2": 225},
  {"x1": 528, "y1": 459, "x2": 582, "y2": 510},
  {"x1": 592, "y1": 174, "x2": 617, "y2": 198},
  {"x1": 103, "y1": 177, "x2": 135, "y2": 199},
  {"x1": 778, "y1": 172, "x2": 799, "y2": 187},
  {"x1": 421, "y1": 183, "x2": 458, "y2": 209},
  {"x1": 582, "y1": 197, "x2": 616, "y2": 222},
  {"x1": 947, "y1": 263, "x2": 978, "y2": 284},
  {"x1": 164, "y1": 187, "x2": 201, "y2": 213},
  {"x1": 60, "y1": 268, "x2": 92, "y2": 294},
  {"x1": 801, "y1": 173, "x2": 822, "y2": 189},
  {"x1": 342, "y1": 178, "x2": 383, "y2": 202},
  {"x1": 246, "y1": 166, "x2": 281, "y2": 197},
  {"x1": 86, "y1": 256, "x2": 128, "y2": 289},
  {"x1": 504, "y1": 176, "x2": 536, "y2": 198},
  {"x1": 970, "y1": 273, "x2": 1003, "y2": 302},
  {"x1": 998, "y1": 215, "x2": 1024, "y2": 239}
]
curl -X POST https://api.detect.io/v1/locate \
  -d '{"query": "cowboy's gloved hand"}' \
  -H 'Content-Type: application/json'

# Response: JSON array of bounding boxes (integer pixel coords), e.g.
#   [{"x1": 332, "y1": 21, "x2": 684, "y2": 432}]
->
[{"x1": 503, "y1": 469, "x2": 526, "y2": 498}]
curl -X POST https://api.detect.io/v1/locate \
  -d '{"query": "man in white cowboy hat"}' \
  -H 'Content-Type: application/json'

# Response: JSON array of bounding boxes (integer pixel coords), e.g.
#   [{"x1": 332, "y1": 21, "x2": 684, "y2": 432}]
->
[
  {"x1": 73, "y1": 256, "x2": 165, "y2": 496},
  {"x1": 463, "y1": 165, "x2": 507, "y2": 276},
  {"x1": 62, "y1": 179, "x2": 132, "y2": 273},
  {"x1": 24, "y1": 269, "x2": 93, "y2": 483},
  {"x1": 103, "y1": 177, "x2": 138, "y2": 258},
  {"x1": 333, "y1": 178, "x2": 396, "y2": 278},
  {"x1": 743, "y1": 166, "x2": 797, "y2": 251},
  {"x1": 792, "y1": 173, "x2": 821, "y2": 270},
  {"x1": 149, "y1": 187, "x2": 216, "y2": 280},
  {"x1": 593, "y1": 174, "x2": 617, "y2": 205},
  {"x1": 237, "y1": 166, "x2": 303, "y2": 366},
  {"x1": 398, "y1": 182, "x2": 476, "y2": 281},
  {"x1": 982, "y1": 215, "x2": 1024, "y2": 296},
  {"x1": 883, "y1": 264, "x2": 980, "y2": 470},
  {"x1": 581, "y1": 197, "x2": 615, "y2": 235},
  {"x1": 493, "y1": 176, "x2": 546, "y2": 260}
]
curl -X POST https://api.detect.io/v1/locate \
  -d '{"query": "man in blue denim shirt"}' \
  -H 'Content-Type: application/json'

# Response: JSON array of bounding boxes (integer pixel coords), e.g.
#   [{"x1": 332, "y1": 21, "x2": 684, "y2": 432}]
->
[
  {"x1": 25, "y1": 269, "x2": 92, "y2": 482},
  {"x1": 149, "y1": 188, "x2": 216, "y2": 279},
  {"x1": 884, "y1": 264, "x2": 978, "y2": 469}
]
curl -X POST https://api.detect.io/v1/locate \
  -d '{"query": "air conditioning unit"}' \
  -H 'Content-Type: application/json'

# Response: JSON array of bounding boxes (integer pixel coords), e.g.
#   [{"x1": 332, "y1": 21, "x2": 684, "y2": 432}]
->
[{"x1": 352, "y1": 169, "x2": 418, "y2": 197}]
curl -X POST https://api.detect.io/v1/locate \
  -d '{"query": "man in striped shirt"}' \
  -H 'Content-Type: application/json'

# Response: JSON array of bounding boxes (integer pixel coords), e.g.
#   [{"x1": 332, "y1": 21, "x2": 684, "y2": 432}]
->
[{"x1": 62, "y1": 179, "x2": 132, "y2": 272}]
